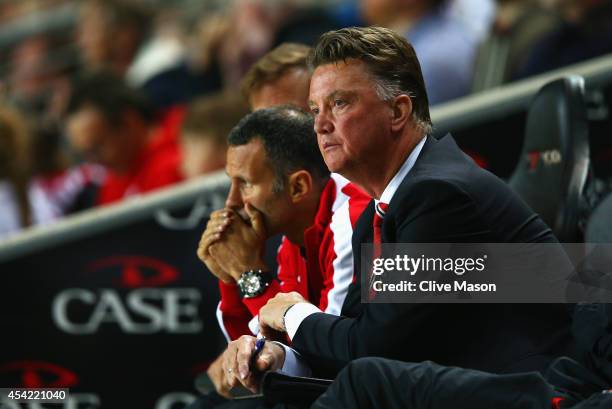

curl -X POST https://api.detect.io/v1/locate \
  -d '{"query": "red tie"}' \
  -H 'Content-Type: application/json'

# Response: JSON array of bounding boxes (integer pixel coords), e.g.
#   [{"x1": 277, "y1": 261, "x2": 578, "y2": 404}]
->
[
  {"x1": 369, "y1": 202, "x2": 388, "y2": 298},
  {"x1": 372, "y1": 202, "x2": 388, "y2": 257}
]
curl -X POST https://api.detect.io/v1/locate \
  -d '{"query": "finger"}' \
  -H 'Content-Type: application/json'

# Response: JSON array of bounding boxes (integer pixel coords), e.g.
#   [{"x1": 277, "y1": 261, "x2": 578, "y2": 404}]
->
[
  {"x1": 219, "y1": 365, "x2": 237, "y2": 397},
  {"x1": 223, "y1": 349, "x2": 240, "y2": 390},
  {"x1": 210, "y1": 208, "x2": 234, "y2": 221},
  {"x1": 202, "y1": 231, "x2": 224, "y2": 254},
  {"x1": 241, "y1": 372, "x2": 261, "y2": 393},
  {"x1": 225, "y1": 370, "x2": 238, "y2": 390},
  {"x1": 255, "y1": 350, "x2": 274, "y2": 372},
  {"x1": 221, "y1": 348, "x2": 230, "y2": 375},
  {"x1": 205, "y1": 217, "x2": 232, "y2": 235},
  {"x1": 201, "y1": 223, "x2": 222, "y2": 244},
  {"x1": 198, "y1": 238, "x2": 218, "y2": 263},
  {"x1": 198, "y1": 228, "x2": 217, "y2": 251},
  {"x1": 237, "y1": 338, "x2": 256, "y2": 380},
  {"x1": 198, "y1": 225, "x2": 212, "y2": 250}
]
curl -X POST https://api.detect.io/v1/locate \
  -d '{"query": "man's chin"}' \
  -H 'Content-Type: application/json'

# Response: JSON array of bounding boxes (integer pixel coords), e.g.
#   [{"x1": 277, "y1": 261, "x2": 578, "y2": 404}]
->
[{"x1": 323, "y1": 162, "x2": 344, "y2": 176}]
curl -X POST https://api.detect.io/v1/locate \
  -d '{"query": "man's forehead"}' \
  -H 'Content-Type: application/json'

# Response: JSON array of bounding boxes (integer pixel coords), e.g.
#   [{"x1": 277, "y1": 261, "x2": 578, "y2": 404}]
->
[
  {"x1": 251, "y1": 69, "x2": 311, "y2": 110},
  {"x1": 226, "y1": 139, "x2": 267, "y2": 173},
  {"x1": 309, "y1": 62, "x2": 372, "y2": 102}
]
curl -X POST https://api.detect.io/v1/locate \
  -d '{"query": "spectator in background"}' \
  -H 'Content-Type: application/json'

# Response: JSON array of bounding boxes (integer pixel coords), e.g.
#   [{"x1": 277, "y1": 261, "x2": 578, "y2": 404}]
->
[
  {"x1": 446, "y1": 0, "x2": 496, "y2": 42},
  {"x1": 240, "y1": 43, "x2": 312, "y2": 110},
  {"x1": 4, "y1": 35, "x2": 107, "y2": 218},
  {"x1": 516, "y1": 0, "x2": 612, "y2": 79},
  {"x1": 179, "y1": 93, "x2": 249, "y2": 179},
  {"x1": 76, "y1": 0, "x2": 212, "y2": 112},
  {"x1": 6, "y1": 33, "x2": 76, "y2": 133},
  {"x1": 471, "y1": 0, "x2": 563, "y2": 92},
  {"x1": 65, "y1": 73, "x2": 182, "y2": 206},
  {"x1": 193, "y1": 0, "x2": 339, "y2": 90},
  {"x1": 0, "y1": 104, "x2": 57, "y2": 238},
  {"x1": 76, "y1": 0, "x2": 151, "y2": 79},
  {"x1": 131, "y1": 5, "x2": 225, "y2": 111},
  {"x1": 360, "y1": 0, "x2": 478, "y2": 104}
]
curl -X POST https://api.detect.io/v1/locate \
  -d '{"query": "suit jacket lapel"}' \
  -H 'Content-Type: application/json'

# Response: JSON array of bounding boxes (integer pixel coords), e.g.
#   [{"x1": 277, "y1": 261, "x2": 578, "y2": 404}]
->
[{"x1": 341, "y1": 200, "x2": 375, "y2": 316}]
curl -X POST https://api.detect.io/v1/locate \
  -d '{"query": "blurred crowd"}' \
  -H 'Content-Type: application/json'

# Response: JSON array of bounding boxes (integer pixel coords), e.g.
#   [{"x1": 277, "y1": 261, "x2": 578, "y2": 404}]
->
[{"x1": 0, "y1": 0, "x2": 611, "y2": 238}]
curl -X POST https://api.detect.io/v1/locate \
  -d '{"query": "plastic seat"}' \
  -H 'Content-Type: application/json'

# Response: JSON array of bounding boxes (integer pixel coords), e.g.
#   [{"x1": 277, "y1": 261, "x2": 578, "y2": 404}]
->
[{"x1": 509, "y1": 76, "x2": 590, "y2": 242}]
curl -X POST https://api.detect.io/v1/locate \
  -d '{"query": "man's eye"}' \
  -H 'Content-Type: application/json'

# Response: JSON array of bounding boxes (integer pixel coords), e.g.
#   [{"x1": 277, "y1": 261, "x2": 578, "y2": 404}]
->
[
  {"x1": 310, "y1": 107, "x2": 319, "y2": 115},
  {"x1": 333, "y1": 99, "x2": 346, "y2": 108}
]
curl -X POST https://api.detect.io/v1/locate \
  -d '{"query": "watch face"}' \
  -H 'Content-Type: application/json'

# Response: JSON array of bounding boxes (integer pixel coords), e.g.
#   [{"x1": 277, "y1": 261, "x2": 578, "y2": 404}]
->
[
  {"x1": 244, "y1": 274, "x2": 262, "y2": 294},
  {"x1": 239, "y1": 270, "x2": 269, "y2": 298}
]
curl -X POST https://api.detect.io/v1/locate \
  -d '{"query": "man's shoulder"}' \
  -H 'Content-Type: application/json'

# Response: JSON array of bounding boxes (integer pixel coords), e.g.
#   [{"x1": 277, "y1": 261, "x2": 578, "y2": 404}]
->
[
  {"x1": 394, "y1": 135, "x2": 509, "y2": 206},
  {"x1": 385, "y1": 135, "x2": 551, "y2": 241}
]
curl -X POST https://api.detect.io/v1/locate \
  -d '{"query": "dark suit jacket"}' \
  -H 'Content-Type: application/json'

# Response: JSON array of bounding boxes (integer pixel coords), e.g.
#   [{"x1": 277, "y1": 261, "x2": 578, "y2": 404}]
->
[{"x1": 292, "y1": 134, "x2": 575, "y2": 377}]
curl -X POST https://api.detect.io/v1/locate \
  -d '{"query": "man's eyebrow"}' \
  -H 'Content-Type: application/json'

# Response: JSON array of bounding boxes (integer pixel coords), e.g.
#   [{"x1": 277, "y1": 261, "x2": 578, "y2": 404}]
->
[
  {"x1": 309, "y1": 90, "x2": 355, "y2": 106},
  {"x1": 225, "y1": 169, "x2": 245, "y2": 182}
]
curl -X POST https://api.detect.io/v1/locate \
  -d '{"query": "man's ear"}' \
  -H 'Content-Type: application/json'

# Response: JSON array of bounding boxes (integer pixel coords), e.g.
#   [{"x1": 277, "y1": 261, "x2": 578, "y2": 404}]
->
[
  {"x1": 287, "y1": 170, "x2": 313, "y2": 203},
  {"x1": 390, "y1": 94, "x2": 413, "y2": 132}
]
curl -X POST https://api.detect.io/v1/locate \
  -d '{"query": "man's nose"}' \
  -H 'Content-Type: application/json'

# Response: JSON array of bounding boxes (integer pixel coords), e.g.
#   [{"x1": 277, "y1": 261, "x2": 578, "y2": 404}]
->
[
  {"x1": 314, "y1": 111, "x2": 333, "y2": 135},
  {"x1": 225, "y1": 182, "x2": 243, "y2": 210}
]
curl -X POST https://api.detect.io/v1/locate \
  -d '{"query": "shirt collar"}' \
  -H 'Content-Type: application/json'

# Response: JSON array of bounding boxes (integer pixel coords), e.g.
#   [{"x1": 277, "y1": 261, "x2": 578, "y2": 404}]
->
[{"x1": 376, "y1": 136, "x2": 427, "y2": 207}]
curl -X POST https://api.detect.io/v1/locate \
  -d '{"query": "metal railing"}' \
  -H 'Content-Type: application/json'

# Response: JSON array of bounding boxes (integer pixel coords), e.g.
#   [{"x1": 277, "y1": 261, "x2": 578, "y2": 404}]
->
[{"x1": 431, "y1": 52, "x2": 612, "y2": 133}]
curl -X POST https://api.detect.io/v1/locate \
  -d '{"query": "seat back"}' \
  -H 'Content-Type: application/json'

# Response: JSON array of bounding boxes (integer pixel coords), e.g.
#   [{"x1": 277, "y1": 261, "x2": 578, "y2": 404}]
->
[
  {"x1": 509, "y1": 75, "x2": 590, "y2": 241},
  {"x1": 586, "y1": 192, "x2": 612, "y2": 243}
]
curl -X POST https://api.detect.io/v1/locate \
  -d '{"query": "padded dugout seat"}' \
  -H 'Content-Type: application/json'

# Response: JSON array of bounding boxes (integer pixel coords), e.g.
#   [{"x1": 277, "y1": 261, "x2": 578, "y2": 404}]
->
[{"x1": 510, "y1": 76, "x2": 590, "y2": 242}]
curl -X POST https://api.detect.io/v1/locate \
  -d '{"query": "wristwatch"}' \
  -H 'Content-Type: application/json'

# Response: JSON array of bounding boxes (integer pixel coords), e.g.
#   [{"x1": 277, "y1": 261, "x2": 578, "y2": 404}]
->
[{"x1": 237, "y1": 269, "x2": 273, "y2": 298}]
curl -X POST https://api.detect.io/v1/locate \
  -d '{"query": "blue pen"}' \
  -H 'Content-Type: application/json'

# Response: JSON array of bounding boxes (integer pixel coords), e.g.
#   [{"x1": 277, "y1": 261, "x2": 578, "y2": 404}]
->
[{"x1": 250, "y1": 335, "x2": 266, "y2": 367}]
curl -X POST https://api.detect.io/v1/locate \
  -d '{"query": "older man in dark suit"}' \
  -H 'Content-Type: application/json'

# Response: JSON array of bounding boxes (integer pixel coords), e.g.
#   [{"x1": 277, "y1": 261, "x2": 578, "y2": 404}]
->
[{"x1": 222, "y1": 26, "x2": 574, "y2": 393}]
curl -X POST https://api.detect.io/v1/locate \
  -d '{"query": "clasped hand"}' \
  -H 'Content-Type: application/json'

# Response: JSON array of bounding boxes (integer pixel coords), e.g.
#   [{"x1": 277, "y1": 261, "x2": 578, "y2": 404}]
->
[{"x1": 197, "y1": 204, "x2": 267, "y2": 282}]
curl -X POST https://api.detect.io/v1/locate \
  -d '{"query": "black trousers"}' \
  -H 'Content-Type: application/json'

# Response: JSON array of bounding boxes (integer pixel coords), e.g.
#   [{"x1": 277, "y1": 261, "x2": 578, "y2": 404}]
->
[
  {"x1": 188, "y1": 358, "x2": 612, "y2": 409},
  {"x1": 312, "y1": 357, "x2": 554, "y2": 409}
]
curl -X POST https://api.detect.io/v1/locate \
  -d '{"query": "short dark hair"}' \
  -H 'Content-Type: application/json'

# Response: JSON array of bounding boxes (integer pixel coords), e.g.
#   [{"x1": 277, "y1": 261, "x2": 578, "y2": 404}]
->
[
  {"x1": 181, "y1": 92, "x2": 249, "y2": 146},
  {"x1": 308, "y1": 26, "x2": 432, "y2": 134},
  {"x1": 67, "y1": 71, "x2": 154, "y2": 125},
  {"x1": 228, "y1": 105, "x2": 329, "y2": 191},
  {"x1": 241, "y1": 43, "x2": 311, "y2": 102}
]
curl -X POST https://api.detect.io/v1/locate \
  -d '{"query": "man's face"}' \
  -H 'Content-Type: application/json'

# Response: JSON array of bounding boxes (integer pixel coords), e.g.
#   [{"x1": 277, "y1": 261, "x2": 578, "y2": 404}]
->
[
  {"x1": 66, "y1": 106, "x2": 134, "y2": 172},
  {"x1": 180, "y1": 135, "x2": 226, "y2": 179},
  {"x1": 308, "y1": 59, "x2": 393, "y2": 179},
  {"x1": 225, "y1": 139, "x2": 292, "y2": 236},
  {"x1": 250, "y1": 68, "x2": 310, "y2": 111}
]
